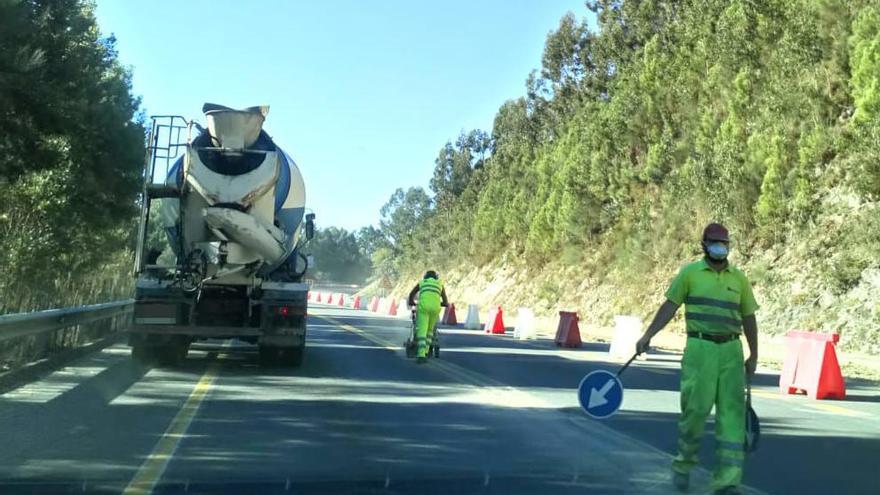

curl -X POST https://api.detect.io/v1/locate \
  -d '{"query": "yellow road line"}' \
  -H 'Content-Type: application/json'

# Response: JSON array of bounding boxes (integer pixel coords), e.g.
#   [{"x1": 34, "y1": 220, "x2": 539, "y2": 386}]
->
[
  {"x1": 643, "y1": 367, "x2": 677, "y2": 376},
  {"x1": 452, "y1": 330, "x2": 678, "y2": 376},
  {"x1": 321, "y1": 317, "x2": 398, "y2": 351},
  {"x1": 431, "y1": 358, "x2": 501, "y2": 389},
  {"x1": 751, "y1": 389, "x2": 778, "y2": 399},
  {"x1": 320, "y1": 316, "x2": 499, "y2": 388},
  {"x1": 751, "y1": 388, "x2": 866, "y2": 417},
  {"x1": 321, "y1": 316, "x2": 548, "y2": 406},
  {"x1": 324, "y1": 316, "x2": 673, "y2": 391},
  {"x1": 322, "y1": 316, "x2": 772, "y2": 494},
  {"x1": 329, "y1": 315, "x2": 872, "y2": 423},
  {"x1": 807, "y1": 402, "x2": 868, "y2": 417},
  {"x1": 122, "y1": 353, "x2": 224, "y2": 495}
]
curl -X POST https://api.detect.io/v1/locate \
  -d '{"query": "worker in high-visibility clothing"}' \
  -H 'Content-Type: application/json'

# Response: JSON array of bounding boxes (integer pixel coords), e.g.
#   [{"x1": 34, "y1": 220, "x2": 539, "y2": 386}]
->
[
  {"x1": 407, "y1": 270, "x2": 449, "y2": 364},
  {"x1": 636, "y1": 223, "x2": 759, "y2": 495}
]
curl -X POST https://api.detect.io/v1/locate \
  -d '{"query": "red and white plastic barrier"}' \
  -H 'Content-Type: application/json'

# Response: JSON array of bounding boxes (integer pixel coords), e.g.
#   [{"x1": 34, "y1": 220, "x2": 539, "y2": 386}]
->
[
  {"x1": 383, "y1": 298, "x2": 396, "y2": 316},
  {"x1": 779, "y1": 331, "x2": 845, "y2": 400},
  {"x1": 554, "y1": 311, "x2": 581, "y2": 348},
  {"x1": 484, "y1": 306, "x2": 505, "y2": 334},
  {"x1": 441, "y1": 303, "x2": 458, "y2": 325}
]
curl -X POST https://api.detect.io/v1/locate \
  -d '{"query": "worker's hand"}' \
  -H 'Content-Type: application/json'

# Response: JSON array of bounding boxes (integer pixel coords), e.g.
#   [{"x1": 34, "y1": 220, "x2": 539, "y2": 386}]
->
[
  {"x1": 745, "y1": 355, "x2": 758, "y2": 379},
  {"x1": 635, "y1": 335, "x2": 651, "y2": 355}
]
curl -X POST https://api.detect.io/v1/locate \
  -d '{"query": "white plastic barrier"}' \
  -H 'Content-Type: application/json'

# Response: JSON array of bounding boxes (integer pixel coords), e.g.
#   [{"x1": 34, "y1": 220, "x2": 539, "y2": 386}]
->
[
  {"x1": 377, "y1": 298, "x2": 389, "y2": 315},
  {"x1": 609, "y1": 315, "x2": 643, "y2": 360},
  {"x1": 398, "y1": 299, "x2": 410, "y2": 319},
  {"x1": 514, "y1": 307, "x2": 537, "y2": 340},
  {"x1": 464, "y1": 304, "x2": 481, "y2": 330}
]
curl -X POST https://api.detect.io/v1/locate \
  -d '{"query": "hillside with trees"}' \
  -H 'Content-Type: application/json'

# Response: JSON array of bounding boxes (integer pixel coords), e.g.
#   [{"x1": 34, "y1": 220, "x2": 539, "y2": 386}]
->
[
  {"x1": 0, "y1": 0, "x2": 144, "y2": 314},
  {"x1": 369, "y1": 0, "x2": 880, "y2": 353},
  {"x1": 307, "y1": 227, "x2": 375, "y2": 284}
]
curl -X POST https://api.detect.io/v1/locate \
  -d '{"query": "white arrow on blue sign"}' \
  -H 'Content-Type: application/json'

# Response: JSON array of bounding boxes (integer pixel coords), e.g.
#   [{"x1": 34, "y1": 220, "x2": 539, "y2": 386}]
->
[{"x1": 578, "y1": 370, "x2": 624, "y2": 419}]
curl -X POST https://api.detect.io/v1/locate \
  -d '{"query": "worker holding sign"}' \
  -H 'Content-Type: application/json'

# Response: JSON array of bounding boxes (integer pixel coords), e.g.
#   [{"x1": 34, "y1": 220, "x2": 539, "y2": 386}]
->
[{"x1": 636, "y1": 223, "x2": 759, "y2": 495}]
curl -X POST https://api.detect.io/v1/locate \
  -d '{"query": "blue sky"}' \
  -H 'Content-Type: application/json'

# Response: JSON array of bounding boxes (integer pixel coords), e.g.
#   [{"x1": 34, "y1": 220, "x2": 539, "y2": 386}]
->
[{"x1": 95, "y1": 0, "x2": 592, "y2": 230}]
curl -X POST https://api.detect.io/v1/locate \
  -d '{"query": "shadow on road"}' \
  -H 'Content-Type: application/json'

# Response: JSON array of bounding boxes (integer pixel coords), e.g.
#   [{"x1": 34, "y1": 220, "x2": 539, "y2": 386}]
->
[
  {"x1": 558, "y1": 406, "x2": 880, "y2": 495},
  {"x1": 314, "y1": 311, "x2": 880, "y2": 495},
  {"x1": 1, "y1": 310, "x2": 877, "y2": 495}
]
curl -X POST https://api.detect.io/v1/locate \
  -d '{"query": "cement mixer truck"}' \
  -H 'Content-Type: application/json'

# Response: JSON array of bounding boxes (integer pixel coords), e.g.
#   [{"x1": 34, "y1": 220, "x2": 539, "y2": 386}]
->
[{"x1": 131, "y1": 103, "x2": 315, "y2": 366}]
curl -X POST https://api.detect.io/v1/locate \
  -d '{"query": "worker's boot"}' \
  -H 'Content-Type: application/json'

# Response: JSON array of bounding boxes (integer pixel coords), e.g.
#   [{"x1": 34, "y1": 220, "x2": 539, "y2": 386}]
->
[{"x1": 672, "y1": 471, "x2": 689, "y2": 492}]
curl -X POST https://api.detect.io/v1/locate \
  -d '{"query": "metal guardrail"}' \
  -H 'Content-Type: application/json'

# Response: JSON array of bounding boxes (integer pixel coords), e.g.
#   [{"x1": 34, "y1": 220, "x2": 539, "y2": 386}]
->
[{"x1": 0, "y1": 300, "x2": 133, "y2": 343}]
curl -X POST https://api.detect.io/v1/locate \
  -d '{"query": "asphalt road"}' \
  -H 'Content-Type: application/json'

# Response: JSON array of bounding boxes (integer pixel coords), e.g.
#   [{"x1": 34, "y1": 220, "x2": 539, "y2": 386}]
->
[{"x1": 0, "y1": 305, "x2": 877, "y2": 494}]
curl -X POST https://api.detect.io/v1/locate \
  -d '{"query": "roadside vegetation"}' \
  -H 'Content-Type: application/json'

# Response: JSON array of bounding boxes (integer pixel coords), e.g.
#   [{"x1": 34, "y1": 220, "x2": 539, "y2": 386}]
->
[
  {"x1": 0, "y1": 0, "x2": 144, "y2": 315},
  {"x1": 368, "y1": 0, "x2": 880, "y2": 354}
]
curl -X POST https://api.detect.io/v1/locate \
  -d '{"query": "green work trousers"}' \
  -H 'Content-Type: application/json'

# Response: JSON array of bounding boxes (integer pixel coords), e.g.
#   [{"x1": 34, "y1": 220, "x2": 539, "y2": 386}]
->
[
  {"x1": 673, "y1": 337, "x2": 746, "y2": 491},
  {"x1": 416, "y1": 300, "x2": 441, "y2": 358}
]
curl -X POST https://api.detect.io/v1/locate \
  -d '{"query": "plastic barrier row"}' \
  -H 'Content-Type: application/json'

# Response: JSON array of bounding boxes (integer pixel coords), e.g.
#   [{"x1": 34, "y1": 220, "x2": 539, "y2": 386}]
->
[
  {"x1": 307, "y1": 291, "x2": 425, "y2": 322},
  {"x1": 310, "y1": 290, "x2": 848, "y2": 401}
]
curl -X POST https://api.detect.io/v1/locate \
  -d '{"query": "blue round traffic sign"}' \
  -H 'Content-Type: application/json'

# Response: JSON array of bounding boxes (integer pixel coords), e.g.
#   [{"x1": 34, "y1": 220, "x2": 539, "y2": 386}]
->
[{"x1": 578, "y1": 370, "x2": 624, "y2": 419}]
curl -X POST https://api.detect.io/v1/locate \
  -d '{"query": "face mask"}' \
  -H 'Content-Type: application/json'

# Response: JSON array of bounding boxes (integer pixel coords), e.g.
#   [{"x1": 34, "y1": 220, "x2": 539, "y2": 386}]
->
[{"x1": 706, "y1": 242, "x2": 729, "y2": 261}]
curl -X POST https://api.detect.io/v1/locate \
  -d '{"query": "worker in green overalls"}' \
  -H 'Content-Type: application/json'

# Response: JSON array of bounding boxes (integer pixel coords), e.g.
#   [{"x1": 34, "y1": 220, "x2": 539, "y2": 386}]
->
[
  {"x1": 407, "y1": 271, "x2": 449, "y2": 364},
  {"x1": 636, "y1": 223, "x2": 759, "y2": 495}
]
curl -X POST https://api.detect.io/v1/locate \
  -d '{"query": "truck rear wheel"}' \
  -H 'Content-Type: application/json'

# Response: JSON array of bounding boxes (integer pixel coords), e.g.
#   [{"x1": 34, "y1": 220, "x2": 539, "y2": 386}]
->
[
  {"x1": 132, "y1": 344, "x2": 154, "y2": 365},
  {"x1": 156, "y1": 343, "x2": 188, "y2": 367},
  {"x1": 286, "y1": 346, "x2": 304, "y2": 367},
  {"x1": 133, "y1": 343, "x2": 188, "y2": 367},
  {"x1": 258, "y1": 345, "x2": 280, "y2": 367},
  {"x1": 258, "y1": 345, "x2": 304, "y2": 368}
]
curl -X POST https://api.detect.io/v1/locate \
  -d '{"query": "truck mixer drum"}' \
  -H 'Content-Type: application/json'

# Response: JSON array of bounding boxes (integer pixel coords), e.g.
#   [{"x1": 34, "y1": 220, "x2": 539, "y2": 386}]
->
[{"x1": 131, "y1": 103, "x2": 314, "y2": 367}]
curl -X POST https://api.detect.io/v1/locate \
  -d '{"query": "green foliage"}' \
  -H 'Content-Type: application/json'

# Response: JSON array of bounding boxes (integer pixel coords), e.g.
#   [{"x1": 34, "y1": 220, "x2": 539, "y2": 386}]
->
[
  {"x1": 0, "y1": 0, "x2": 144, "y2": 313},
  {"x1": 379, "y1": 187, "x2": 432, "y2": 254},
  {"x1": 388, "y1": 1, "x2": 863, "y2": 254},
  {"x1": 368, "y1": 0, "x2": 880, "y2": 350},
  {"x1": 307, "y1": 227, "x2": 373, "y2": 284},
  {"x1": 430, "y1": 130, "x2": 489, "y2": 209},
  {"x1": 849, "y1": 5, "x2": 880, "y2": 124}
]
